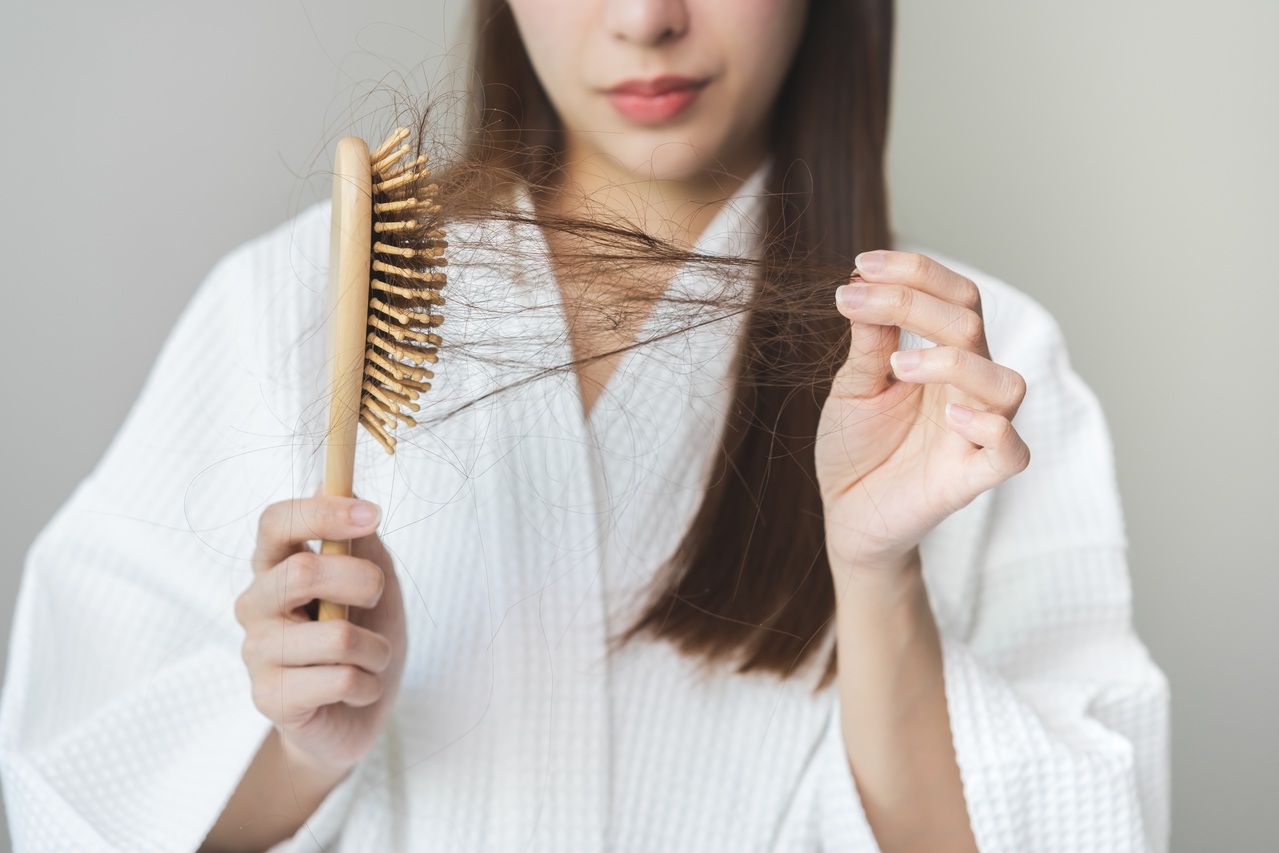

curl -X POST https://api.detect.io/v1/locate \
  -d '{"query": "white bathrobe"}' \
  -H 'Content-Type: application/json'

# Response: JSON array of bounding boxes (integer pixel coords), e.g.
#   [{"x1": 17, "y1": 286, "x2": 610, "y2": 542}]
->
[{"x1": 0, "y1": 171, "x2": 1169, "y2": 853}]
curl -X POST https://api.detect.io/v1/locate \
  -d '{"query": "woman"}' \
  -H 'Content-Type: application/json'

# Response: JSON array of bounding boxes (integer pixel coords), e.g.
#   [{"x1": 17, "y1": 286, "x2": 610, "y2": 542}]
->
[{"x1": 0, "y1": 0, "x2": 1168, "y2": 851}]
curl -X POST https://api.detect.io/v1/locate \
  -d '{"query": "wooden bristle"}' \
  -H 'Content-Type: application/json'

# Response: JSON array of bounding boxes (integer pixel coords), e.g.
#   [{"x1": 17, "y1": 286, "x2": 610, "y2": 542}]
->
[
  {"x1": 363, "y1": 379, "x2": 420, "y2": 415},
  {"x1": 369, "y1": 127, "x2": 411, "y2": 163},
  {"x1": 373, "y1": 197, "x2": 442, "y2": 215},
  {"x1": 363, "y1": 398, "x2": 399, "y2": 427},
  {"x1": 379, "y1": 154, "x2": 428, "y2": 182},
  {"x1": 373, "y1": 198, "x2": 414, "y2": 214},
  {"x1": 367, "y1": 348, "x2": 434, "y2": 382},
  {"x1": 360, "y1": 414, "x2": 397, "y2": 454},
  {"x1": 370, "y1": 313, "x2": 426, "y2": 342},
  {"x1": 364, "y1": 362, "x2": 408, "y2": 396},
  {"x1": 367, "y1": 332, "x2": 439, "y2": 364},
  {"x1": 372, "y1": 259, "x2": 447, "y2": 281},
  {"x1": 374, "y1": 220, "x2": 417, "y2": 233},
  {"x1": 371, "y1": 144, "x2": 411, "y2": 176},
  {"x1": 372, "y1": 171, "x2": 421, "y2": 195},
  {"x1": 370, "y1": 278, "x2": 444, "y2": 303},
  {"x1": 358, "y1": 127, "x2": 448, "y2": 453},
  {"x1": 375, "y1": 242, "x2": 416, "y2": 259}
]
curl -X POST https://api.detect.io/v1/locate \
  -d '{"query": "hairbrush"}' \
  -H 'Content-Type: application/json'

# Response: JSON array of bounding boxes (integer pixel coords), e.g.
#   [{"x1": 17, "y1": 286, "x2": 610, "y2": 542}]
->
[{"x1": 319, "y1": 127, "x2": 446, "y2": 622}]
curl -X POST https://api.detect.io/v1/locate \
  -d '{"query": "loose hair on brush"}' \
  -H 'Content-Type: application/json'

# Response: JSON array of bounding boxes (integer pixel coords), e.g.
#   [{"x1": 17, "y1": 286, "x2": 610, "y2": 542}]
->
[{"x1": 401, "y1": 0, "x2": 894, "y2": 684}]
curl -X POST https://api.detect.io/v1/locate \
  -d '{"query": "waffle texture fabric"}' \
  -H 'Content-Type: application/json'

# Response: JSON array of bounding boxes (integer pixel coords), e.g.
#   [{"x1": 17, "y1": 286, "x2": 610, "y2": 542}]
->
[{"x1": 0, "y1": 170, "x2": 1168, "y2": 852}]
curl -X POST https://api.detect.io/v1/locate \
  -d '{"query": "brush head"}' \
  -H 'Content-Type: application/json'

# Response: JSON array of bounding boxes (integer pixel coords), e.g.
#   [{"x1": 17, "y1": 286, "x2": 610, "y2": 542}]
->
[{"x1": 358, "y1": 127, "x2": 448, "y2": 453}]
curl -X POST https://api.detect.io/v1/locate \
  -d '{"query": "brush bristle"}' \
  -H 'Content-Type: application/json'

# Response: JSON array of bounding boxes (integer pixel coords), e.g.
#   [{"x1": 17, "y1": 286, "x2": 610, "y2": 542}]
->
[{"x1": 359, "y1": 127, "x2": 447, "y2": 454}]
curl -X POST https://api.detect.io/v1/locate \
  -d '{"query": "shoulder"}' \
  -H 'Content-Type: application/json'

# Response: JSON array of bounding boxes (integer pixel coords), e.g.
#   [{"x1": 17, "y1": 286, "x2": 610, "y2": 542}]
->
[
  {"x1": 197, "y1": 201, "x2": 330, "y2": 316},
  {"x1": 176, "y1": 202, "x2": 331, "y2": 371},
  {"x1": 230, "y1": 200, "x2": 331, "y2": 268},
  {"x1": 119, "y1": 202, "x2": 337, "y2": 453}
]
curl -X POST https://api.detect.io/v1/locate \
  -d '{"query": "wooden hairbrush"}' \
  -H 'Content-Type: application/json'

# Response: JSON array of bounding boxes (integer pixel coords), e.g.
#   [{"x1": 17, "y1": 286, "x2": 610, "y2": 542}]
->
[{"x1": 319, "y1": 127, "x2": 447, "y2": 622}]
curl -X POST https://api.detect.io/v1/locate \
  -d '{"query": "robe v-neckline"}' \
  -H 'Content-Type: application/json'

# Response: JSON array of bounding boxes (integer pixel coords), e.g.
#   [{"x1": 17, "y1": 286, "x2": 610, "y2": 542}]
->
[{"x1": 516, "y1": 166, "x2": 771, "y2": 429}]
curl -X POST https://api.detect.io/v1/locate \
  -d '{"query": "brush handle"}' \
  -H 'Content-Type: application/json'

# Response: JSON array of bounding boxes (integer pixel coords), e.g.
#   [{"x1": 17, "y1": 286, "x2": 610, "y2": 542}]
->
[{"x1": 319, "y1": 137, "x2": 373, "y2": 622}]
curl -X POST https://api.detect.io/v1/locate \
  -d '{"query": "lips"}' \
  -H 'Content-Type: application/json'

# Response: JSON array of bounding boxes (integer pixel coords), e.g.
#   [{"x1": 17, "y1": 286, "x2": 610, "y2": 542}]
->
[{"x1": 606, "y1": 75, "x2": 709, "y2": 124}]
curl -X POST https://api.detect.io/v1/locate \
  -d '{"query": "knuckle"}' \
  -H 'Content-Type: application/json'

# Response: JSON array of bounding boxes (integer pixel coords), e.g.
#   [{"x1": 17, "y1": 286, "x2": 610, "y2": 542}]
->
[
  {"x1": 233, "y1": 589, "x2": 253, "y2": 626},
  {"x1": 957, "y1": 278, "x2": 981, "y2": 309},
  {"x1": 315, "y1": 497, "x2": 349, "y2": 530},
  {"x1": 283, "y1": 552, "x2": 323, "y2": 595},
  {"x1": 1007, "y1": 370, "x2": 1028, "y2": 404},
  {"x1": 371, "y1": 636, "x2": 393, "y2": 671},
  {"x1": 257, "y1": 501, "x2": 287, "y2": 540},
  {"x1": 242, "y1": 629, "x2": 281, "y2": 670},
  {"x1": 958, "y1": 311, "x2": 985, "y2": 347},
  {"x1": 240, "y1": 633, "x2": 261, "y2": 666},
  {"x1": 936, "y1": 346, "x2": 963, "y2": 372},
  {"x1": 360, "y1": 561, "x2": 387, "y2": 605},
  {"x1": 326, "y1": 620, "x2": 359, "y2": 656},
  {"x1": 365, "y1": 678, "x2": 385, "y2": 703},
  {"x1": 902, "y1": 252, "x2": 928, "y2": 279},
  {"x1": 1001, "y1": 440, "x2": 1031, "y2": 477},
  {"x1": 884, "y1": 285, "x2": 911, "y2": 314},
  {"x1": 334, "y1": 666, "x2": 362, "y2": 695},
  {"x1": 250, "y1": 682, "x2": 275, "y2": 718}
]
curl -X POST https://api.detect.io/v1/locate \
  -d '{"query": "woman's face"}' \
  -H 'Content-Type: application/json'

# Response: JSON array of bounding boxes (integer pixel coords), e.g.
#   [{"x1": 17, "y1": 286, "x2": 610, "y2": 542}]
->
[{"x1": 506, "y1": 0, "x2": 810, "y2": 181}]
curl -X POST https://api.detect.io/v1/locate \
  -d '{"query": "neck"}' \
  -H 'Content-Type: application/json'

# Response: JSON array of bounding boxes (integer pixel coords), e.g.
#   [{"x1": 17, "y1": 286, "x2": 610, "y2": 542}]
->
[
  {"x1": 552, "y1": 136, "x2": 768, "y2": 249},
  {"x1": 541, "y1": 134, "x2": 768, "y2": 418}
]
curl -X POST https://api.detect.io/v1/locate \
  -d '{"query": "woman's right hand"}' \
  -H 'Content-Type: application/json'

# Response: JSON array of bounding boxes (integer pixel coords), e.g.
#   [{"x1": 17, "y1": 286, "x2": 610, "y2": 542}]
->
[{"x1": 236, "y1": 495, "x2": 407, "y2": 779}]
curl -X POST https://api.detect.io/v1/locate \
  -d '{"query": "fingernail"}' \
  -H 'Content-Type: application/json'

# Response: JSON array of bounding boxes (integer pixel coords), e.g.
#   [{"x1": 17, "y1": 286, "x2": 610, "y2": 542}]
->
[
  {"x1": 836, "y1": 284, "x2": 867, "y2": 311},
  {"x1": 946, "y1": 403, "x2": 973, "y2": 424},
  {"x1": 350, "y1": 501, "x2": 380, "y2": 527},
  {"x1": 891, "y1": 349, "x2": 921, "y2": 374},
  {"x1": 855, "y1": 251, "x2": 886, "y2": 275}
]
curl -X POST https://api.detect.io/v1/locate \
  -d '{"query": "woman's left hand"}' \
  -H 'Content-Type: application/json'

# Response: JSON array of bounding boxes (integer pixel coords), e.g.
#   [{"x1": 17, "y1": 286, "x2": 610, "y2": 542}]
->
[{"x1": 816, "y1": 251, "x2": 1030, "y2": 579}]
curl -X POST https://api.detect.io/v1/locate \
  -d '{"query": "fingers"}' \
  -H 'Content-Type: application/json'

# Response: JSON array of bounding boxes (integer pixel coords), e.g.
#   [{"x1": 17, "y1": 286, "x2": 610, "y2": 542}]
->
[
  {"x1": 238, "y1": 551, "x2": 397, "y2": 731},
  {"x1": 252, "y1": 665, "x2": 385, "y2": 725},
  {"x1": 837, "y1": 281, "x2": 989, "y2": 357},
  {"x1": 253, "y1": 497, "x2": 381, "y2": 572},
  {"x1": 855, "y1": 250, "x2": 983, "y2": 314},
  {"x1": 236, "y1": 552, "x2": 386, "y2": 624},
  {"x1": 890, "y1": 347, "x2": 1027, "y2": 418},
  {"x1": 244, "y1": 619, "x2": 393, "y2": 673},
  {"x1": 829, "y1": 321, "x2": 901, "y2": 400},
  {"x1": 837, "y1": 251, "x2": 988, "y2": 357},
  {"x1": 946, "y1": 404, "x2": 1032, "y2": 490}
]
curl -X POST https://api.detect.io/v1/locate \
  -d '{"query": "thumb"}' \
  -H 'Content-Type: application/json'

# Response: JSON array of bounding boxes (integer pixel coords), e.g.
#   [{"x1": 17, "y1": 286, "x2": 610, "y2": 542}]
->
[{"x1": 831, "y1": 276, "x2": 898, "y2": 400}]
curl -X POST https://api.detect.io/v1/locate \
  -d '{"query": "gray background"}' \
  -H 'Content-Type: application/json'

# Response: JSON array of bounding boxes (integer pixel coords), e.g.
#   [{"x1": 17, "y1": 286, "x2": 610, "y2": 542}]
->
[{"x1": 0, "y1": 1, "x2": 1274, "y2": 849}]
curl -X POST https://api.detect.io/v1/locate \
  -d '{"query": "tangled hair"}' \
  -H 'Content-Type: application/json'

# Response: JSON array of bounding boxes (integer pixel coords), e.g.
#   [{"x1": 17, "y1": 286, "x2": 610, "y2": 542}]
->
[{"x1": 396, "y1": 0, "x2": 894, "y2": 684}]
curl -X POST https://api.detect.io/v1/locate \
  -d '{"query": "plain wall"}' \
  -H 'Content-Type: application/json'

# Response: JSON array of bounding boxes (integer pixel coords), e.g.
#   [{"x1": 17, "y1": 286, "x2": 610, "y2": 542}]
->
[{"x1": 0, "y1": 1, "x2": 1273, "y2": 849}]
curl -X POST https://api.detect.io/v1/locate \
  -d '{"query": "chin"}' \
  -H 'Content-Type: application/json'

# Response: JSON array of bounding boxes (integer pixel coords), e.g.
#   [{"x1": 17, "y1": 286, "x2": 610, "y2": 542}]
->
[{"x1": 609, "y1": 133, "x2": 734, "y2": 183}]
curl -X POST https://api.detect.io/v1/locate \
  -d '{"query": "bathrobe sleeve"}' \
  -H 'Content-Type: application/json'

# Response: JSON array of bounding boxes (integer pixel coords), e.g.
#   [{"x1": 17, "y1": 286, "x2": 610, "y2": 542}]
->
[
  {"x1": 808, "y1": 267, "x2": 1171, "y2": 853},
  {"x1": 811, "y1": 270, "x2": 1170, "y2": 853},
  {"x1": 0, "y1": 206, "x2": 354, "y2": 852},
  {"x1": 937, "y1": 278, "x2": 1170, "y2": 853}
]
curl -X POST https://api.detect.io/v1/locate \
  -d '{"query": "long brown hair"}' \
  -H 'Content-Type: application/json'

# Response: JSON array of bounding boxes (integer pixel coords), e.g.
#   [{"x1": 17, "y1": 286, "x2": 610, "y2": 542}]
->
[{"x1": 465, "y1": 0, "x2": 895, "y2": 682}]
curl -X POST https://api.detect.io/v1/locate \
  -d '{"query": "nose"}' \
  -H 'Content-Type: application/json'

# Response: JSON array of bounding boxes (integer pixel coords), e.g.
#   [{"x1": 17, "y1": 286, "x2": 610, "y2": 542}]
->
[{"x1": 604, "y1": 0, "x2": 689, "y2": 46}]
